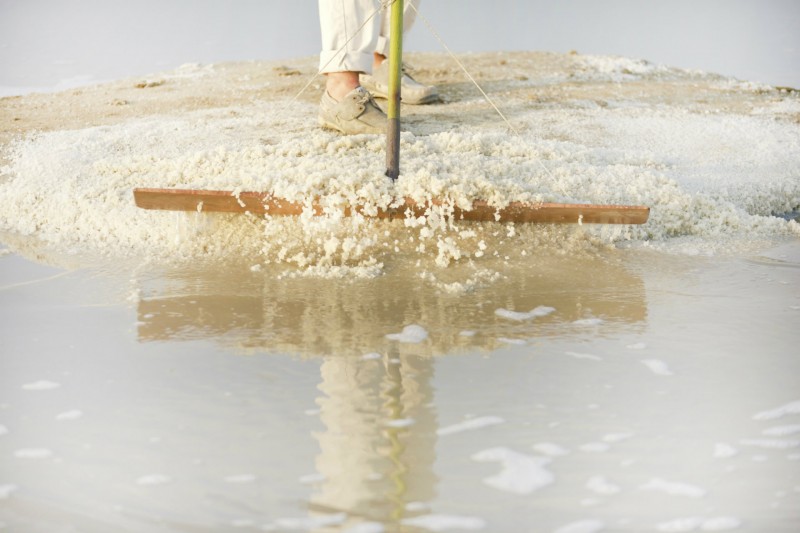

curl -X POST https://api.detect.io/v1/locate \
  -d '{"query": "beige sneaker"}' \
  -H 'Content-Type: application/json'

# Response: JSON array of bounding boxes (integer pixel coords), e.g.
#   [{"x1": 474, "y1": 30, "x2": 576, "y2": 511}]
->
[
  {"x1": 361, "y1": 62, "x2": 439, "y2": 105},
  {"x1": 318, "y1": 86, "x2": 387, "y2": 135}
]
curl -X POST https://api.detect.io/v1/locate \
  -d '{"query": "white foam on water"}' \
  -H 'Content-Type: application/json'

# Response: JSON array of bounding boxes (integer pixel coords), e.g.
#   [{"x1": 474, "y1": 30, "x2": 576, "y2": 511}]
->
[
  {"x1": 656, "y1": 517, "x2": 705, "y2": 532},
  {"x1": 585, "y1": 476, "x2": 622, "y2": 495},
  {"x1": 405, "y1": 501, "x2": 430, "y2": 512},
  {"x1": 494, "y1": 306, "x2": 555, "y2": 321},
  {"x1": 497, "y1": 337, "x2": 527, "y2": 346},
  {"x1": 626, "y1": 342, "x2": 648, "y2": 350},
  {"x1": 699, "y1": 517, "x2": 742, "y2": 531},
  {"x1": 223, "y1": 474, "x2": 257, "y2": 483},
  {"x1": 640, "y1": 478, "x2": 707, "y2": 498},
  {"x1": 762, "y1": 424, "x2": 800, "y2": 436},
  {"x1": 14, "y1": 448, "x2": 53, "y2": 459},
  {"x1": 437, "y1": 415, "x2": 504, "y2": 436},
  {"x1": 641, "y1": 359, "x2": 674, "y2": 376},
  {"x1": 385, "y1": 325, "x2": 429, "y2": 343},
  {"x1": 21, "y1": 380, "x2": 61, "y2": 391},
  {"x1": 573, "y1": 318, "x2": 604, "y2": 326},
  {"x1": 55, "y1": 410, "x2": 83, "y2": 421},
  {"x1": 580, "y1": 442, "x2": 611, "y2": 453},
  {"x1": 566, "y1": 351, "x2": 603, "y2": 361},
  {"x1": 273, "y1": 513, "x2": 347, "y2": 530},
  {"x1": 343, "y1": 522, "x2": 386, "y2": 533},
  {"x1": 532, "y1": 442, "x2": 570, "y2": 457},
  {"x1": 753, "y1": 400, "x2": 800, "y2": 421},
  {"x1": 471, "y1": 447, "x2": 554, "y2": 494},
  {"x1": 739, "y1": 438, "x2": 800, "y2": 450},
  {"x1": 713, "y1": 443, "x2": 739, "y2": 459},
  {"x1": 0, "y1": 485, "x2": 18, "y2": 500},
  {"x1": 656, "y1": 516, "x2": 742, "y2": 533},
  {"x1": 602, "y1": 432, "x2": 634, "y2": 443},
  {"x1": 135, "y1": 474, "x2": 171, "y2": 486},
  {"x1": 400, "y1": 514, "x2": 486, "y2": 532},
  {"x1": 384, "y1": 418, "x2": 416, "y2": 428},
  {"x1": 553, "y1": 519, "x2": 606, "y2": 533},
  {"x1": 298, "y1": 473, "x2": 325, "y2": 484}
]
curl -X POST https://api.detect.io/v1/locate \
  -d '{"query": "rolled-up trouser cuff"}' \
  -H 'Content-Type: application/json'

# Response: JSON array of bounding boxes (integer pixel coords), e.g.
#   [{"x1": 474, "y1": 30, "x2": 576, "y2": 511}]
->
[
  {"x1": 319, "y1": 49, "x2": 374, "y2": 75},
  {"x1": 376, "y1": 35, "x2": 390, "y2": 58}
]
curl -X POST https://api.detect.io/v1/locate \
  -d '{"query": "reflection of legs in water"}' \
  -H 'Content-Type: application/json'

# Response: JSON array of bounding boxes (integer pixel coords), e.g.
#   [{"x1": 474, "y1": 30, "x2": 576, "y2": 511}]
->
[{"x1": 310, "y1": 350, "x2": 437, "y2": 526}]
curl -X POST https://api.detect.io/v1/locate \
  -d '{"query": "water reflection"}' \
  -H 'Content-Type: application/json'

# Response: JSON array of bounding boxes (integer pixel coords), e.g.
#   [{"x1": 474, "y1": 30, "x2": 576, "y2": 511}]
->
[
  {"x1": 308, "y1": 351, "x2": 437, "y2": 529},
  {"x1": 135, "y1": 252, "x2": 648, "y2": 356},
  {"x1": 131, "y1": 252, "x2": 647, "y2": 528}
]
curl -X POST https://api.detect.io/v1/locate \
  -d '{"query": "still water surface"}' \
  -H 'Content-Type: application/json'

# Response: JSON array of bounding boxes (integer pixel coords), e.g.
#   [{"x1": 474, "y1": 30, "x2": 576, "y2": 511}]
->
[{"x1": 2, "y1": 246, "x2": 798, "y2": 532}]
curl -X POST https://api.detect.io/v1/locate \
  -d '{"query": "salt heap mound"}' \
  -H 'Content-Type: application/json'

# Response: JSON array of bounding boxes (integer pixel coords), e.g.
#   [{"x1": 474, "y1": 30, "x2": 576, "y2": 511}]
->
[{"x1": 1, "y1": 52, "x2": 798, "y2": 276}]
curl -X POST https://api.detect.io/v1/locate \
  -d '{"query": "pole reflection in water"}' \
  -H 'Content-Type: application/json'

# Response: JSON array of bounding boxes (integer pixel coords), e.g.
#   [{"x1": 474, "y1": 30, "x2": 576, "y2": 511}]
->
[
  {"x1": 310, "y1": 349, "x2": 437, "y2": 529},
  {"x1": 129, "y1": 252, "x2": 648, "y2": 529}
]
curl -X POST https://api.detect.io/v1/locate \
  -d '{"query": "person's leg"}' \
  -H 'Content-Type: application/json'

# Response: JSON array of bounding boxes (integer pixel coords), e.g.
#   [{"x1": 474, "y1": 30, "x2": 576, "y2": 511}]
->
[
  {"x1": 318, "y1": 0, "x2": 387, "y2": 133},
  {"x1": 374, "y1": 0, "x2": 420, "y2": 67},
  {"x1": 319, "y1": 0, "x2": 380, "y2": 100},
  {"x1": 362, "y1": 0, "x2": 438, "y2": 105}
]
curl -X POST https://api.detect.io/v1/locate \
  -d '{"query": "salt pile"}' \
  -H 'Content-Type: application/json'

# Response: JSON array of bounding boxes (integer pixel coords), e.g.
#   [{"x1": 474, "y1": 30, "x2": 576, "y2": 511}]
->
[{"x1": 1, "y1": 52, "x2": 798, "y2": 277}]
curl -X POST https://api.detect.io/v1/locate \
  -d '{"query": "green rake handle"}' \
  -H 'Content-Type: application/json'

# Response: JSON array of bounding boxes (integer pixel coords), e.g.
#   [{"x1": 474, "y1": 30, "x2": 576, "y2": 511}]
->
[{"x1": 385, "y1": 0, "x2": 403, "y2": 180}]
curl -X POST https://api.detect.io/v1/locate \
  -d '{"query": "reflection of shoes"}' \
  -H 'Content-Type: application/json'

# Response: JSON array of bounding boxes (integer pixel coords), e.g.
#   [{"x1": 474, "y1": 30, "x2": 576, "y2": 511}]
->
[
  {"x1": 361, "y1": 62, "x2": 439, "y2": 105},
  {"x1": 318, "y1": 87, "x2": 387, "y2": 135}
]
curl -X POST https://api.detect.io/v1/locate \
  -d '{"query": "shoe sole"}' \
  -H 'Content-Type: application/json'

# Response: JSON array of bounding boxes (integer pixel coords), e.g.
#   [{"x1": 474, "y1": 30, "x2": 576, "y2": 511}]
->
[
  {"x1": 318, "y1": 117, "x2": 344, "y2": 133},
  {"x1": 318, "y1": 117, "x2": 384, "y2": 135},
  {"x1": 367, "y1": 91, "x2": 440, "y2": 105}
]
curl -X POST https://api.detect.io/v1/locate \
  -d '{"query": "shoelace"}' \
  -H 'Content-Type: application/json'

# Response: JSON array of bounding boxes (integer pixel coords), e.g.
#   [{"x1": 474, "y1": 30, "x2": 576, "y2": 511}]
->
[{"x1": 354, "y1": 87, "x2": 379, "y2": 108}]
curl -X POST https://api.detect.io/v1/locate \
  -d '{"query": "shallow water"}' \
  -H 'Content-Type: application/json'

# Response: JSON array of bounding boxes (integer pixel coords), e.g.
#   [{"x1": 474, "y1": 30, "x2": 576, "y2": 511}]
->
[
  {"x1": 2, "y1": 37, "x2": 799, "y2": 532},
  {"x1": 1, "y1": 241, "x2": 799, "y2": 532}
]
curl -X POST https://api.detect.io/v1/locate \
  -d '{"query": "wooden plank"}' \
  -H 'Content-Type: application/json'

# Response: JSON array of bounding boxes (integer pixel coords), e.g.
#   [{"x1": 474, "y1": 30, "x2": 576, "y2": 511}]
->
[{"x1": 133, "y1": 188, "x2": 650, "y2": 225}]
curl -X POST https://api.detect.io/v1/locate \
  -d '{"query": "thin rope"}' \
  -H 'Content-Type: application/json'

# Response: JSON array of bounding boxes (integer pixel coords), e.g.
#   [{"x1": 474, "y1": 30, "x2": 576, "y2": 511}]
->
[
  {"x1": 408, "y1": 3, "x2": 519, "y2": 136},
  {"x1": 292, "y1": 1, "x2": 568, "y2": 198},
  {"x1": 408, "y1": 3, "x2": 568, "y2": 196}
]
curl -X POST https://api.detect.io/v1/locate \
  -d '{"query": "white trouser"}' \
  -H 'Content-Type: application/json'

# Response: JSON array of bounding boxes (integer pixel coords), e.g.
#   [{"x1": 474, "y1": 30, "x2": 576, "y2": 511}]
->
[{"x1": 318, "y1": 0, "x2": 420, "y2": 74}]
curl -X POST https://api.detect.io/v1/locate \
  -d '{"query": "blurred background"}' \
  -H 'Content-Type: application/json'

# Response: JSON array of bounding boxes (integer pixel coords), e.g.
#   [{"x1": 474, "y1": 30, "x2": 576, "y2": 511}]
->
[{"x1": 1, "y1": 0, "x2": 799, "y2": 96}]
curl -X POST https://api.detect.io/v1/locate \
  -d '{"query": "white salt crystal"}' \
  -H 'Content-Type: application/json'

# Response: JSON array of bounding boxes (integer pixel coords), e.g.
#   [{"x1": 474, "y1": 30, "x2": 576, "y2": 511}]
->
[
  {"x1": 384, "y1": 418, "x2": 415, "y2": 428},
  {"x1": 753, "y1": 400, "x2": 800, "y2": 421},
  {"x1": 22, "y1": 380, "x2": 61, "y2": 391},
  {"x1": 640, "y1": 478, "x2": 707, "y2": 498},
  {"x1": 14, "y1": 448, "x2": 53, "y2": 459},
  {"x1": 713, "y1": 443, "x2": 738, "y2": 458},
  {"x1": 224, "y1": 474, "x2": 257, "y2": 483},
  {"x1": 554, "y1": 519, "x2": 605, "y2": 533},
  {"x1": 763, "y1": 424, "x2": 800, "y2": 436},
  {"x1": 494, "y1": 306, "x2": 555, "y2": 321},
  {"x1": 437, "y1": 416, "x2": 504, "y2": 436},
  {"x1": 641, "y1": 359, "x2": 674, "y2": 376},
  {"x1": 585, "y1": 476, "x2": 621, "y2": 495},
  {"x1": 532, "y1": 442, "x2": 570, "y2": 456},
  {"x1": 471, "y1": 447, "x2": 554, "y2": 494},
  {"x1": 55, "y1": 410, "x2": 83, "y2": 421},
  {"x1": 136, "y1": 475, "x2": 171, "y2": 486},
  {"x1": 401, "y1": 514, "x2": 486, "y2": 531},
  {"x1": 385, "y1": 325, "x2": 428, "y2": 343},
  {"x1": 0, "y1": 485, "x2": 18, "y2": 500}
]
